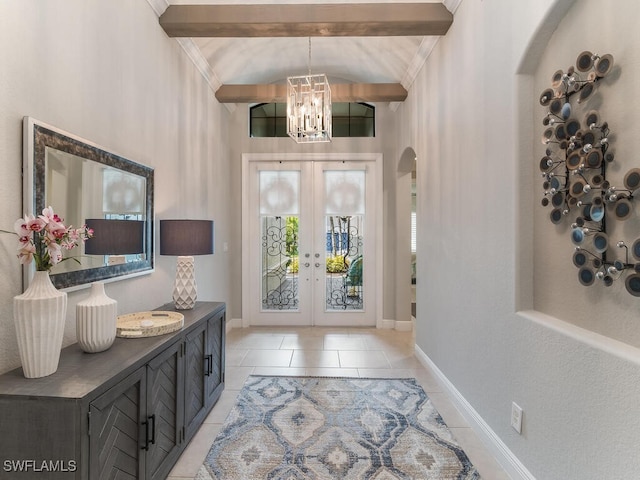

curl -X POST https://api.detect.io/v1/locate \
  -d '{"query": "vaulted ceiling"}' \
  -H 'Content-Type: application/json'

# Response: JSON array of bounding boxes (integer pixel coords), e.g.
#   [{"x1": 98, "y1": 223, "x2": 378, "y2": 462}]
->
[{"x1": 149, "y1": 1, "x2": 461, "y2": 103}]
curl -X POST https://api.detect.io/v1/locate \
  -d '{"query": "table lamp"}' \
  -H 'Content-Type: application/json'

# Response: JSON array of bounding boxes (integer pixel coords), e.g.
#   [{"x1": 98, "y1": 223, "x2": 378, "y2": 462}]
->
[
  {"x1": 78, "y1": 219, "x2": 145, "y2": 353},
  {"x1": 160, "y1": 219, "x2": 214, "y2": 310}
]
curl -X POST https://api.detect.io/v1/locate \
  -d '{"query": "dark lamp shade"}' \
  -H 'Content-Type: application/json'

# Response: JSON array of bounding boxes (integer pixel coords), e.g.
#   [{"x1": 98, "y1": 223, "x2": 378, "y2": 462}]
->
[
  {"x1": 160, "y1": 219, "x2": 214, "y2": 256},
  {"x1": 84, "y1": 219, "x2": 145, "y2": 255}
]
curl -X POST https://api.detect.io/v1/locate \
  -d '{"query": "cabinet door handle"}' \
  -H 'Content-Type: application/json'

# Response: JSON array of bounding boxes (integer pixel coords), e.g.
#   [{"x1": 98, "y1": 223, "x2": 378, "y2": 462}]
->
[
  {"x1": 141, "y1": 418, "x2": 150, "y2": 451},
  {"x1": 149, "y1": 414, "x2": 156, "y2": 446},
  {"x1": 204, "y1": 354, "x2": 213, "y2": 377},
  {"x1": 141, "y1": 414, "x2": 156, "y2": 451}
]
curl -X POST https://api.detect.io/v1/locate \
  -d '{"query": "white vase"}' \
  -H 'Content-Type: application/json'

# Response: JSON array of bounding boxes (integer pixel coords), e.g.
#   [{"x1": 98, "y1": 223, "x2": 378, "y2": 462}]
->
[
  {"x1": 76, "y1": 282, "x2": 117, "y2": 353},
  {"x1": 13, "y1": 270, "x2": 67, "y2": 379}
]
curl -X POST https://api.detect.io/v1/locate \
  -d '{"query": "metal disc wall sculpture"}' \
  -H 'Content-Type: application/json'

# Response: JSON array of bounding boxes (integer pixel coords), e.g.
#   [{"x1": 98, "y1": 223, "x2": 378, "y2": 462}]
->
[{"x1": 539, "y1": 51, "x2": 640, "y2": 296}]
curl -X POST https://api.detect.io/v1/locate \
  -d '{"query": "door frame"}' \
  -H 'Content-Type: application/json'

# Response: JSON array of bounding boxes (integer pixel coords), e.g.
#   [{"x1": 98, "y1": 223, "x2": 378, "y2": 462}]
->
[{"x1": 241, "y1": 152, "x2": 384, "y2": 328}]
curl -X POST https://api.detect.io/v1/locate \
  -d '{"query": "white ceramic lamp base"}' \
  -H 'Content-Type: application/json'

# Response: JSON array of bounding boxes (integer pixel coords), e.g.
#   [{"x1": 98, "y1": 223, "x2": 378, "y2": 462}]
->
[
  {"x1": 76, "y1": 282, "x2": 118, "y2": 353},
  {"x1": 173, "y1": 256, "x2": 197, "y2": 310}
]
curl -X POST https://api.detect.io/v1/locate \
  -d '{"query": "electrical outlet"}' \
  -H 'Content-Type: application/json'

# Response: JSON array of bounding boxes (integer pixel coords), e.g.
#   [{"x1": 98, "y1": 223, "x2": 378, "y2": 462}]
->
[{"x1": 511, "y1": 402, "x2": 523, "y2": 434}]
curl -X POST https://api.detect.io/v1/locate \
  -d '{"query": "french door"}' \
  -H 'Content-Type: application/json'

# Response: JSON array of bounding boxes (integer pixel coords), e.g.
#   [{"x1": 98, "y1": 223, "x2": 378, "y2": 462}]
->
[{"x1": 245, "y1": 159, "x2": 377, "y2": 326}]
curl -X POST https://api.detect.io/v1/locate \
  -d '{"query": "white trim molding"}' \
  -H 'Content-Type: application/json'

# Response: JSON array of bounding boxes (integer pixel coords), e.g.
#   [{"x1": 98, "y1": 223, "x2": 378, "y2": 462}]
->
[
  {"x1": 401, "y1": 36, "x2": 439, "y2": 91},
  {"x1": 394, "y1": 320, "x2": 413, "y2": 332},
  {"x1": 379, "y1": 319, "x2": 396, "y2": 330},
  {"x1": 414, "y1": 345, "x2": 536, "y2": 480}
]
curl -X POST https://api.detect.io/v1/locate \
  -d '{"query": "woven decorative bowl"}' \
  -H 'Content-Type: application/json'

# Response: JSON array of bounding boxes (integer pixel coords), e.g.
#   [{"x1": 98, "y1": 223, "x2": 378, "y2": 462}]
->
[{"x1": 116, "y1": 311, "x2": 184, "y2": 338}]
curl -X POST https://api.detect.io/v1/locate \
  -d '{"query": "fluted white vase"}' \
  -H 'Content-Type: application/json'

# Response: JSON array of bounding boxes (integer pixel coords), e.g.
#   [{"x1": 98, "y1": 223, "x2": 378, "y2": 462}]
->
[
  {"x1": 13, "y1": 270, "x2": 67, "y2": 379},
  {"x1": 76, "y1": 282, "x2": 117, "y2": 353}
]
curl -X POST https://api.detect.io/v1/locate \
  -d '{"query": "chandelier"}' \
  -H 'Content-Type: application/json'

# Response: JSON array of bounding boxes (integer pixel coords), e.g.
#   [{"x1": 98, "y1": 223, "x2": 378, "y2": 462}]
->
[{"x1": 287, "y1": 38, "x2": 332, "y2": 143}]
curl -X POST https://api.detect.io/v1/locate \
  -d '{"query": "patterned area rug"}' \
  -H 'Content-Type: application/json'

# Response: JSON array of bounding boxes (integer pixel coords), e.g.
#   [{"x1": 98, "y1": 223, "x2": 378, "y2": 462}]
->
[{"x1": 196, "y1": 376, "x2": 481, "y2": 479}]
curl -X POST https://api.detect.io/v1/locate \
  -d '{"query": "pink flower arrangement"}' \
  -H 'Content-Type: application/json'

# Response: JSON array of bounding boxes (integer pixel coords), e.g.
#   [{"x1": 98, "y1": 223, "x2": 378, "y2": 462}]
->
[{"x1": 7, "y1": 206, "x2": 93, "y2": 272}]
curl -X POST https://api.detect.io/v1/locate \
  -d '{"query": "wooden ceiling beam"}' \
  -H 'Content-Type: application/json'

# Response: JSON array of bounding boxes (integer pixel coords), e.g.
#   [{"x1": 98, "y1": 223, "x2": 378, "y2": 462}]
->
[
  {"x1": 215, "y1": 83, "x2": 408, "y2": 103},
  {"x1": 160, "y1": 3, "x2": 452, "y2": 38}
]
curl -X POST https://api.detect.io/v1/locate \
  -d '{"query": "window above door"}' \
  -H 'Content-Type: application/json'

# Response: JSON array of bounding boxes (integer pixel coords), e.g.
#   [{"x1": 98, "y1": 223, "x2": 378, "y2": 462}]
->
[{"x1": 249, "y1": 102, "x2": 375, "y2": 138}]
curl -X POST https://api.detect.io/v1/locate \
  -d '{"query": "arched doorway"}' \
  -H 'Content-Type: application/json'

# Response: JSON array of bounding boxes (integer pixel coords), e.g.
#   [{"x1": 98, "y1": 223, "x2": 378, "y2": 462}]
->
[{"x1": 396, "y1": 147, "x2": 417, "y2": 330}]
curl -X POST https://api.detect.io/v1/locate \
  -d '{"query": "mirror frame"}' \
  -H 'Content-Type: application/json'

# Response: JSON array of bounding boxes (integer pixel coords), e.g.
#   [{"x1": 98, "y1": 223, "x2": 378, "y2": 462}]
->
[{"x1": 23, "y1": 117, "x2": 154, "y2": 290}]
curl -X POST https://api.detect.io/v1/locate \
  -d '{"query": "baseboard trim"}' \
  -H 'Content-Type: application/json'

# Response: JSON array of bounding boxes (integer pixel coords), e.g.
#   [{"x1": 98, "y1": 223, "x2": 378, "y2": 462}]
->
[
  {"x1": 379, "y1": 319, "x2": 395, "y2": 329},
  {"x1": 394, "y1": 320, "x2": 413, "y2": 332},
  {"x1": 228, "y1": 318, "x2": 243, "y2": 330},
  {"x1": 414, "y1": 346, "x2": 536, "y2": 480}
]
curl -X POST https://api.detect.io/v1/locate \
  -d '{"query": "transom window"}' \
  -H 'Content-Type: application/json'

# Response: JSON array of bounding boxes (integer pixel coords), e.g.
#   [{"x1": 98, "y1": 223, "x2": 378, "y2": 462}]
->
[{"x1": 250, "y1": 102, "x2": 375, "y2": 138}]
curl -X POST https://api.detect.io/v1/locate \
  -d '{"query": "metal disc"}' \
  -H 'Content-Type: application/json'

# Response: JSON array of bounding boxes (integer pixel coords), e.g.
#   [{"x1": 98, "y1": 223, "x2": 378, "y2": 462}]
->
[
  {"x1": 551, "y1": 191, "x2": 565, "y2": 208},
  {"x1": 595, "y1": 54, "x2": 614, "y2": 77},
  {"x1": 573, "y1": 250, "x2": 588, "y2": 268},
  {"x1": 565, "y1": 119, "x2": 581, "y2": 137},
  {"x1": 551, "y1": 69, "x2": 564, "y2": 88},
  {"x1": 614, "y1": 197, "x2": 632, "y2": 221},
  {"x1": 539, "y1": 156, "x2": 553, "y2": 172},
  {"x1": 623, "y1": 168, "x2": 640, "y2": 191},
  {"x1": 549, "y1": 98, "x2": 563, "y2": 115},
  {"x1": 578, "y1": 267, "x2": 595, "y2": 286},
  {"x1": 550, "y1": 176, "x2": 562, "y2": 190},
  {"x1": 571, "y1": 227, "x2": 585, "y2": 246},
  {"x1": 539, "y1": 88, "x2": 554, "y2": 106},
  {"x1": 576, "y1": 51, "x2": 594, "y2": 72},
  {"x1": 541, "y1": 127, "x2": 554, "y2": 145},
  {"x1": 633, "y1": 239, "x2": 640, "y2": 260},
  {"x1": 581, "y1": 130, "x2": 596, "y2": 146},
  {"x1": 570, "y1": 177, "x2": 587, "y2": 197},
  {"x1": 578, "y1": 82, "x2": 595, "y2": 104},
  {"x1": 625, "y1": 274, "x2": 640, "y2": 296},
  {"x1": 554, "y1": 123, "x2": 567, "y2": 140},
  {"x1": 566, "y1": 151, "x2": 582, "y2": 170},
  {"x1": 590, "y1": 203, "x2": 605, "y2": 222},
  {"x1": 591, "y1": 174, "x2": 604, "y2": 187},
  {"x1": 583, "y1": 110, "x2": 599, "y2": 128},
  {"x1": 593, "y1": 232, "x2": 609, "y2": 253},
  {"x1": 585, "y1": 150, "x2": 602, "y2": 169}
]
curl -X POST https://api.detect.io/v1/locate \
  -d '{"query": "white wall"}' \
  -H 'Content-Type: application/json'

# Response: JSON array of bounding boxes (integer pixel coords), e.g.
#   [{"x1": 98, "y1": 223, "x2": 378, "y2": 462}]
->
[
  {"x1": 399, "y1": 0, "x2": 640, "y2": 479},
  {"x1": 0, "y1": 0, "x2": 232, "y2": 374}
]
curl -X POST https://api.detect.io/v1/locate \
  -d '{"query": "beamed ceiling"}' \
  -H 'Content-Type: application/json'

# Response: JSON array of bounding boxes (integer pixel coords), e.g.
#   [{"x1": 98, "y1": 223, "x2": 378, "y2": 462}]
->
[{"x1": 150, "y1": 1, "x2": 460, "y2": 104}]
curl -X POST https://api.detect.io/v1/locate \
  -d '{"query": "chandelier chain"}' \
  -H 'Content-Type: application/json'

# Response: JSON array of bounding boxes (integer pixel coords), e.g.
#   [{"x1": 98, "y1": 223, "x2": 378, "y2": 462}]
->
[{"x1": 308, "y1": 37, "x2": 312, "y2": 76}]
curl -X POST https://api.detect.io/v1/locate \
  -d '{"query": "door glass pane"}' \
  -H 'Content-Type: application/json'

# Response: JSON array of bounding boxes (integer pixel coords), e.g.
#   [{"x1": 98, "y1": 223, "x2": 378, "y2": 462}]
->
[
  {"x1": 260, "y1": 171, "x2": 300, "y2": 215},
  {"x1": 324, "y1": 170, "x2": 365, "y2": 311},
  {"x1": 261, "y1": 216, "x2": 299, "y2": 310},
  {"x1": 260, "y1": 171, "x2": 300, "y2": 311}
]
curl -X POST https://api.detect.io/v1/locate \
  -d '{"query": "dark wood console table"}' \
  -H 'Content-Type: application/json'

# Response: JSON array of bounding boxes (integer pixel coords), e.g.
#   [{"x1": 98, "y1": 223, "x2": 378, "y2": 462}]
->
[{"x1": 0, "y1": 301, "x2": 225, "y2": 479}]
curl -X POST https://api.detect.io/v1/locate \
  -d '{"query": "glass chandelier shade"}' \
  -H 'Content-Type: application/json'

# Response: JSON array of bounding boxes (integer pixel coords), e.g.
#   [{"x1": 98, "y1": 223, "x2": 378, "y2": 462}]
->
[{"x1": 286, "y1": 39, "x2": 332, "y2": 143}]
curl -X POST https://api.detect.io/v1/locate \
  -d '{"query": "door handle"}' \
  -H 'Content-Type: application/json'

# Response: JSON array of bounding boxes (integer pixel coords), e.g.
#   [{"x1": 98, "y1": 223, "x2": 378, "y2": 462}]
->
[
  {"x1": 149, "y1": 414, "x2": 156, "y2": 446},
  {"x1": 204, "y1": 354, "x2": 213, "y2": 376},
  {"x1": 141, "y1": 414, "x2": 156, "y2": 451}
]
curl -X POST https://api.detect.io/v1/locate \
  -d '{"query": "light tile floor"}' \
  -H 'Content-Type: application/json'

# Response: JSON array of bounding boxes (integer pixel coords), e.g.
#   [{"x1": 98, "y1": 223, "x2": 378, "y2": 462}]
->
[{"x1": 168, "y1": 326, "x2": 511, "y2": 480}]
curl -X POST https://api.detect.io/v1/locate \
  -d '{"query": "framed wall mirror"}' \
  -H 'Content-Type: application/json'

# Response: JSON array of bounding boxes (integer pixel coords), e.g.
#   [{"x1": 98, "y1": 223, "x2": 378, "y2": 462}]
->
[{"x1": 23, "y1": 117, "x2": 154, "y2": 290}]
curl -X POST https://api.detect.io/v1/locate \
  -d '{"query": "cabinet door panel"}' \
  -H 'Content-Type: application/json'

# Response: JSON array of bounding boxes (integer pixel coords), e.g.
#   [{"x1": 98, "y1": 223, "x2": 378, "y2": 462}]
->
[
  {"x1": 206, "y1": 311, "x2": 225, "y2": 407},
  {"x1": 147, "y1": 340, "x2": 183, "y2": 480},
  {"x1": 184, "y1": 322, "x2": 207, "y2": 440},
  {"x1": 89, "y1": 367, "x2": 146, "y2": 480}
]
